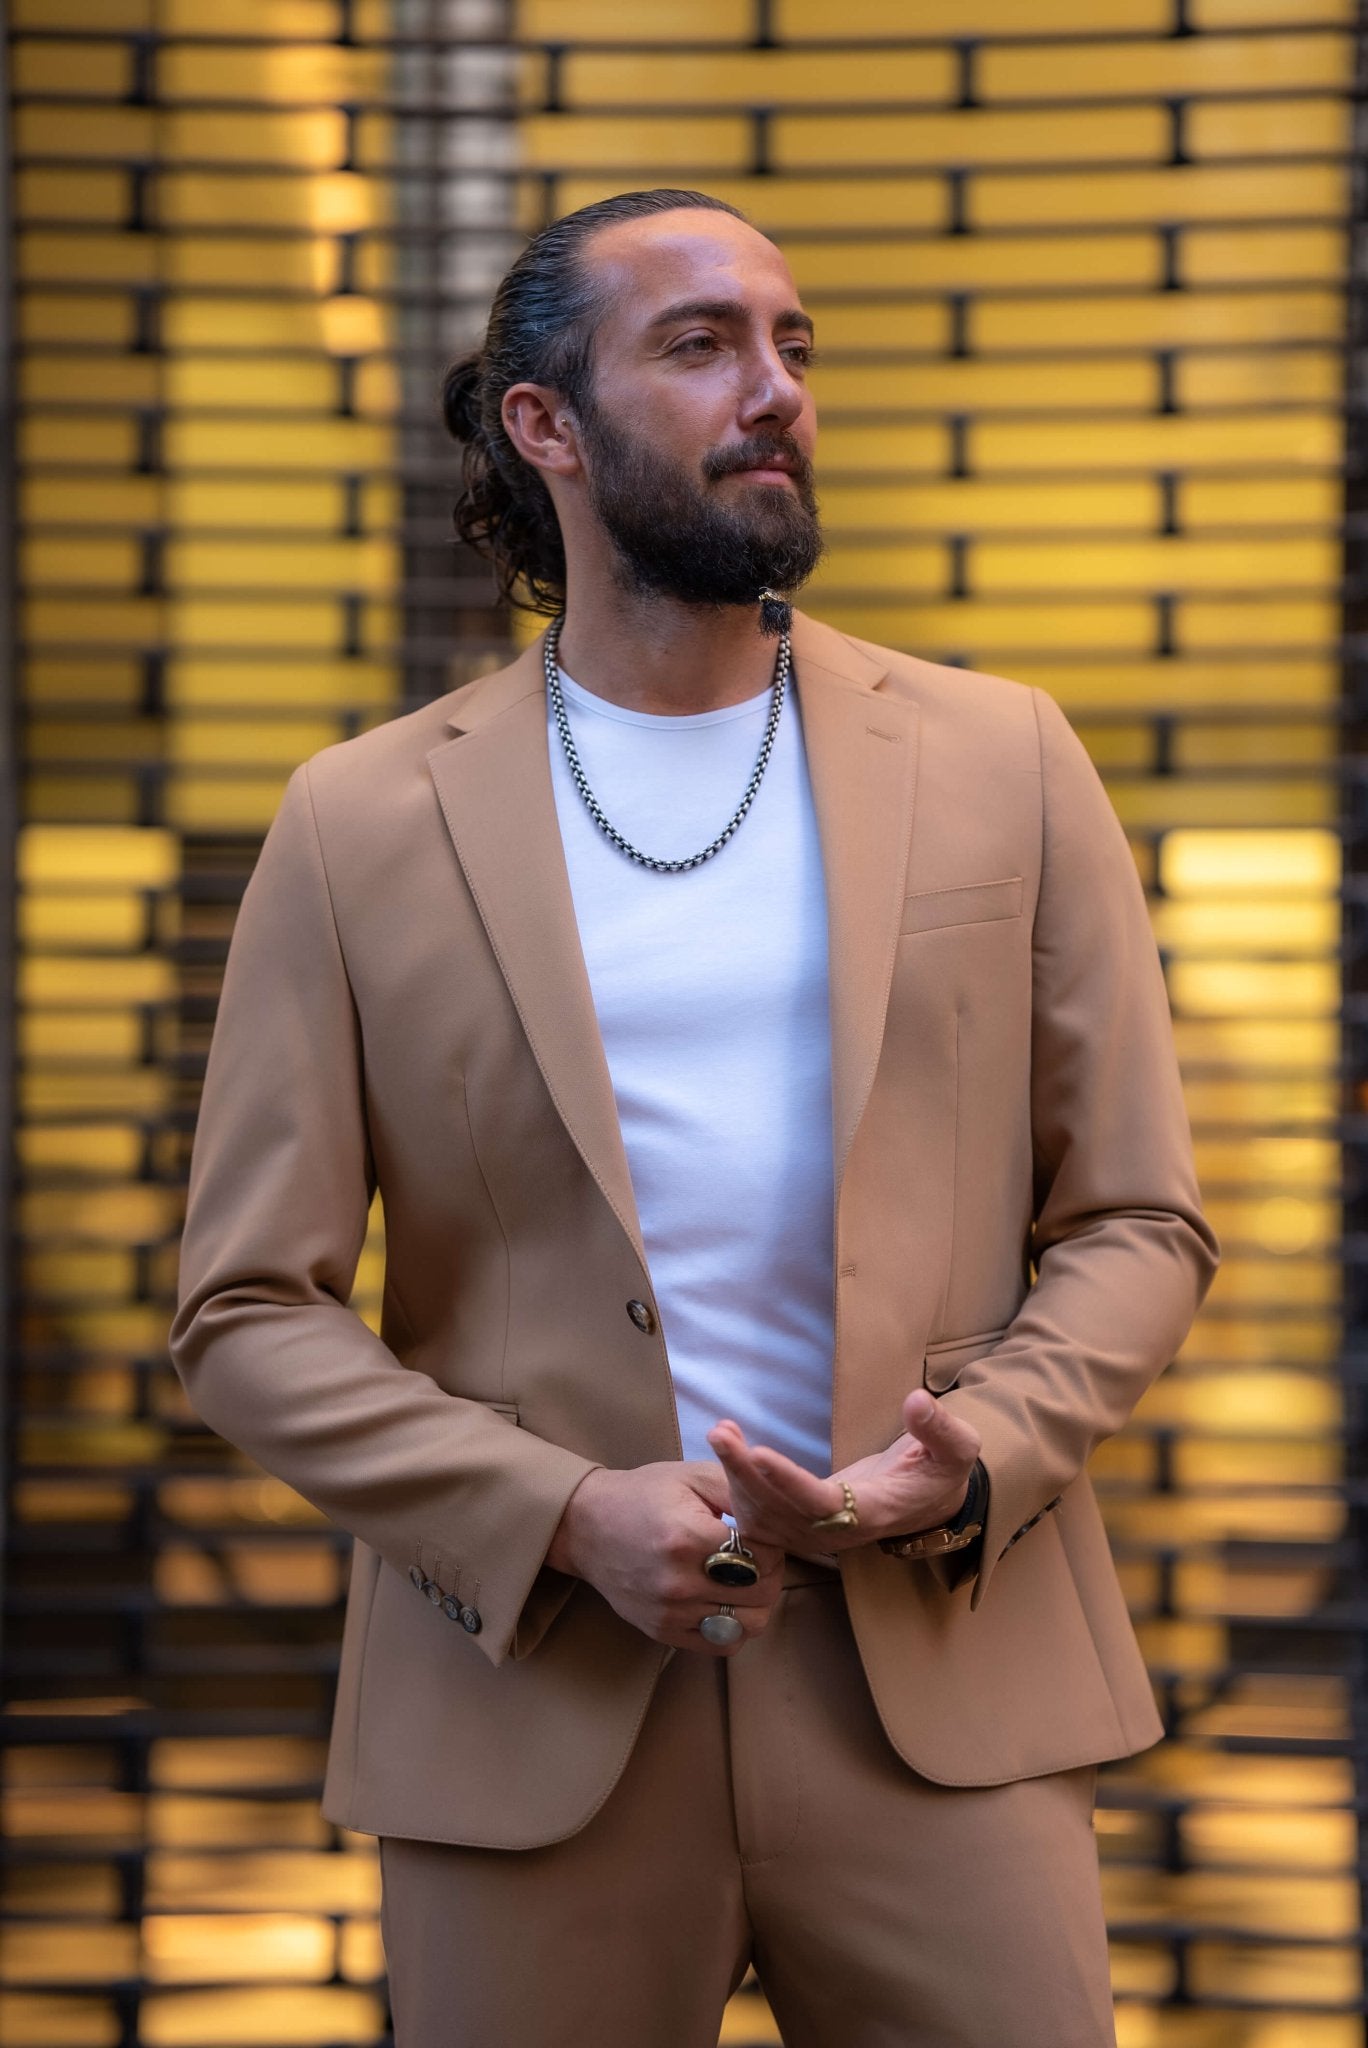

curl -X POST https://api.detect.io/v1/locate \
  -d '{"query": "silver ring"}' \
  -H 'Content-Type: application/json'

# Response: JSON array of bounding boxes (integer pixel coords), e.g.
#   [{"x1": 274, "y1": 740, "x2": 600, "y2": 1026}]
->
[{"x1": 699, "y1": 1604, "x2": 744, "y2": 1648}]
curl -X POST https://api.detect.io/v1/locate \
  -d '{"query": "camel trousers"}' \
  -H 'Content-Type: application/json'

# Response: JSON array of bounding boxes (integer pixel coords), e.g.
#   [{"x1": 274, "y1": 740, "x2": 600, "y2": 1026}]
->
[{"x1": 379, "y1": 1567, "x2": 1118, "y2": 2048}]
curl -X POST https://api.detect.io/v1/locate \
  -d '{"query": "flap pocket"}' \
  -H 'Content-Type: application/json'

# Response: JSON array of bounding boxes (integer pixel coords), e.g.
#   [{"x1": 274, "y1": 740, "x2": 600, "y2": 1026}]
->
[
  {"x1": 923, "y1": 1326, "x2": 1008, "y2": 1393},
  {"x1": 481, "y1": 1400, "x2": 519, "y2": 1424},
  {"x1": 902, "y1": 876, "x2": 1023, "y2": 935}
]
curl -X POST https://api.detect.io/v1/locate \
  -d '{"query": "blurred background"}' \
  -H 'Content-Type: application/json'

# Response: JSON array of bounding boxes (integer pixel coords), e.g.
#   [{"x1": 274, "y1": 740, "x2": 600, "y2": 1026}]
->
[{"x1": 0, "y1": 0, "x2": 1361, "y2": 2043}]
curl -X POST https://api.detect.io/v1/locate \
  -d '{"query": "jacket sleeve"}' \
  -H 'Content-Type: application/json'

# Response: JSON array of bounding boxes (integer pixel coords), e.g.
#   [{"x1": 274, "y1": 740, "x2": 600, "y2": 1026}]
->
[
  {"x1": 936, "y1": 687, "x2": 1219, "y2": 1610},
  {"x1": 169, "y1": 762, "x2": 600, "y2": 1666}
]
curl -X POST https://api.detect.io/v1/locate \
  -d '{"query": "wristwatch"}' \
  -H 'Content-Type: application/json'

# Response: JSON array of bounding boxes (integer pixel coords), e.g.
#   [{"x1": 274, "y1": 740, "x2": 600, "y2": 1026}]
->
[{"x1": 878, "y1": 1459, "x2": 987, "y2": 1560}]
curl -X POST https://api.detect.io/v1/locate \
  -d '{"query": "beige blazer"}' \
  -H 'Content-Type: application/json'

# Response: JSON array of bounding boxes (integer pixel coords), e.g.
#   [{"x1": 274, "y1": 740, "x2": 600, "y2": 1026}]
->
[{"x1": 171, "y1": 611, "x2": 1218, "y2": 1850}]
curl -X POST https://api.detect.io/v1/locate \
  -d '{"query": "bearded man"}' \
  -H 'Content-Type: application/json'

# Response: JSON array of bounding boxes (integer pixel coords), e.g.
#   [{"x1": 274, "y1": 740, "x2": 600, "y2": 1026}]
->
[{"x1": 172, "y1": 188, "x2": 1218, "y2": 2048}]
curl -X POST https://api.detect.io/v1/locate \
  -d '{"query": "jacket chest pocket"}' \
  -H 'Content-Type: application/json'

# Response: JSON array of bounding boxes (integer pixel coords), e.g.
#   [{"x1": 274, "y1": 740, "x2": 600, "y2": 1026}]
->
[
  {"x1": 902, "y1": 876, "x2": 1023, "y2": 936},
  {"x1": 923, "y1": 1327, "x2": 1008, "y2": 1393}
]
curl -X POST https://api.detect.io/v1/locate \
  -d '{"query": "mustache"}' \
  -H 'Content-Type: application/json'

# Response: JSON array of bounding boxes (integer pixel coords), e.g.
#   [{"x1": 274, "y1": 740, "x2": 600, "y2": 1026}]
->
[{"x1": 702, "y1": 434, "x2": 813, "y2": 487}]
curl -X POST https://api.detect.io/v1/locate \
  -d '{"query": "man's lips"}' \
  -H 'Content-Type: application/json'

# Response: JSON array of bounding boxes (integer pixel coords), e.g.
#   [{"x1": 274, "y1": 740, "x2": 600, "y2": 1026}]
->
[
  {"x1": 705, "y1": 441, "x2": 810, "y2": 492},
  {"x1": 723, "y1": 462, "x2": 798, "y2": 485}
]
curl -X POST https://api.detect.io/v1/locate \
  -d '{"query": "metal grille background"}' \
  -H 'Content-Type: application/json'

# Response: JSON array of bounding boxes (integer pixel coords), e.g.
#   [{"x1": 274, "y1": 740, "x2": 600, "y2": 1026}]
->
[{"x1": 1, "y1": 2, "x2": 1359, "y2": 2044}]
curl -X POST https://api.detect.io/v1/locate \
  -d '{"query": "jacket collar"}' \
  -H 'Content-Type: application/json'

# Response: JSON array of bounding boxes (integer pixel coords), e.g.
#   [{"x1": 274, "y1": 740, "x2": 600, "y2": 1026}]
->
[{"x1": 439, "y1": 610, "x2": 894, "y2": 735}]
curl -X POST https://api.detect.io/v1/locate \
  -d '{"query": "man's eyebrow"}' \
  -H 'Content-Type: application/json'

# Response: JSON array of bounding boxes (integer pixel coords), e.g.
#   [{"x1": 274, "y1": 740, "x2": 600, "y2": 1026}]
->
[{"x1": 644, "y1": 297, "x2": 815, "y2": 340}]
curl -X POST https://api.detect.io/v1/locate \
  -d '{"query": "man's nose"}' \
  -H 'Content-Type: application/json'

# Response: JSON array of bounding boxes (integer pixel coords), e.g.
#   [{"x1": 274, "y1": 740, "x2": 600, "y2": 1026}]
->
[{"x1": 738, "y1": 348, "x2": 805, "y2": 432}]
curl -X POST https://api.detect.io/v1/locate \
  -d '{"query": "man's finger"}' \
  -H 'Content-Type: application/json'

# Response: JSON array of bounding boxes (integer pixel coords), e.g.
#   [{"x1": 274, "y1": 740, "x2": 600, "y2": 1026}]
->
[
  {"x1": 710, "y1": 1437, "x2": 780, "y2": 1503},
  {"x1": 705, "y1": 1424, "x2": 748, "y2": 1479},
  {"x1": 682, "y1": 1459, "x2": 732, "y2": 1512},
  {"x1": 750, "y1": 1447, "x2": 838, "y2": 1520},
  {"x1": 901, "y1": 1388, "x2": 982, "y2": 1463},
  {"x1": 707, "y1": 1424, "x2": 781, "y2": 1501},
  {"x1": 709, "y1": 1438, "x2": 804, "y2": 1532},
  {"x1": 711, "y1": 1425, "x2": 830, "y2": 1517}
]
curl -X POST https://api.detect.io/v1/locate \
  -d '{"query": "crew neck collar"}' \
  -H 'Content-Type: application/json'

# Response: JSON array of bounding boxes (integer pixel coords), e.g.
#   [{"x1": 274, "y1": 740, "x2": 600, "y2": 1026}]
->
[{"x1": 555, "y1": 668, "x2": 775, "y2": 730}]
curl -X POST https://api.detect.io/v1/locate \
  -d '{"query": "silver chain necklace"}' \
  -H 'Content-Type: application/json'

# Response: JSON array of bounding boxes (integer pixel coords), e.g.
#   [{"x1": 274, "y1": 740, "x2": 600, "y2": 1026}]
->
[{"x1": 543, "y1": 614, "x2": 791, "y2": 875}]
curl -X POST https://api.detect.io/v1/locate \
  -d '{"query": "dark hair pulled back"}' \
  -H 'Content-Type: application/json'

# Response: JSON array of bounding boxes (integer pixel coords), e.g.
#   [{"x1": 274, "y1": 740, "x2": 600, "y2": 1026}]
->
[{"x1": 443, "y1": 188, "x2": 748, "y2": 615}]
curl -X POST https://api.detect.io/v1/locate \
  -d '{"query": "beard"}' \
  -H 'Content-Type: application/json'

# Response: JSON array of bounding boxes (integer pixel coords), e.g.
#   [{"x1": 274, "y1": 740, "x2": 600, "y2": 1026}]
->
[{"x1": 576, "y1": 407, "x2": 824, "y2": 610}]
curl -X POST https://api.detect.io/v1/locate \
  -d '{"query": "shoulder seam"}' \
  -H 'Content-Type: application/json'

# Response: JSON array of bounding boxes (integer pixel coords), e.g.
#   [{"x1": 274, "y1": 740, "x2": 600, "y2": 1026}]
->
[
  {"x1": 298, "y1": 761, "x2": 373, "y2": 1189},
  {"x1": 1030, "y1": 689, "x2": 1049, "y2": 939},
  {"x1": 299, "y1": 759, "x2": 353, "y2": 986}
]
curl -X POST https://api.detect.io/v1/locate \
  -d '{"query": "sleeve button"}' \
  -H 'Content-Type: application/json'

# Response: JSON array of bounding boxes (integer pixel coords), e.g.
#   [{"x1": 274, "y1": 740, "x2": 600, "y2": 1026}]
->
[
  {"x1": 442, "y1": 1595, "x2": 464, "y2": 1623},
  {"x1": 460, "y1": 1607, "x2": 483, "y2": 1635},
  {"x1": 409, "y1": 1565, "x2": 425, "y2": 1591},
  {"x1": 422, "y1": 1578, "x2": 443, "y2": 1604},
  {"x1": 626, "y1": 1299, "x2": 656, "y2": 1335}
]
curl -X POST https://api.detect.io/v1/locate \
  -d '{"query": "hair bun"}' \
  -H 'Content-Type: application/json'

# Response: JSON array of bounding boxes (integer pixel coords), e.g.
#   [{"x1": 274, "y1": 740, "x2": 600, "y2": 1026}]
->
[{"x1": 442, "y1": 352, "x2": 484, "y2": 445}]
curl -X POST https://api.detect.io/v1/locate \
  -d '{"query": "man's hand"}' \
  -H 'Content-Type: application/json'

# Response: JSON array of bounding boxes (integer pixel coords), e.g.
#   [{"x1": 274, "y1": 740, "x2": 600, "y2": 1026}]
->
[
  {"x1": 707, "y1": 1388, "x2": 982, "y2": 1560},
  {"x1": 545, "y1": 1460, "x2": 785, "y2": 1655}
]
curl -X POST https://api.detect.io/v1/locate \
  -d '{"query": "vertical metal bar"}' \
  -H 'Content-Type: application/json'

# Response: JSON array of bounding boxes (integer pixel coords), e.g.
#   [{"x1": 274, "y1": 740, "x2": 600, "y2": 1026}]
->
[
  {"x1": 0, "y1": 0, "x2": 18, "y2": 1661},
  {"x1": 393, "y1": 0, "x2": 516, "y2": 712},
  {"x1": 1343, "y1": 8, "x2": 1368, "y2": 2035}
]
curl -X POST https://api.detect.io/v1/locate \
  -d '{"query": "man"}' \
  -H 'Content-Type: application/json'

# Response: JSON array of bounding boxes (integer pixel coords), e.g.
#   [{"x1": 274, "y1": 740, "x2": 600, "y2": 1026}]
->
[{"x1": 171, "y1": 188, "x2": 1218, "y2": 2047}]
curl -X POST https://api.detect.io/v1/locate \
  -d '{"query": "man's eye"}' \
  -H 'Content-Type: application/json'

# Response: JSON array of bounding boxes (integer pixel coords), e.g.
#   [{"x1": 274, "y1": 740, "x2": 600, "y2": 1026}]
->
[
  {"x1": 781, "y1": 342, "x2": 816, "y2": 369},
  {"x1": 674, "y1": 333, "x2": 719, "y2": 354}
]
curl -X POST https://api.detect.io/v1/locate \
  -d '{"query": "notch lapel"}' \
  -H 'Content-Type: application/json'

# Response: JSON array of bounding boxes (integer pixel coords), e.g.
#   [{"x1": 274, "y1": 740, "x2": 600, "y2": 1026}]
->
[
  {"x1": 792, "y1": 616, "x2": 920, "y2": 1194},
  {"x1": 426, "y1": 646, "x2": 645, "y2": 1266}
]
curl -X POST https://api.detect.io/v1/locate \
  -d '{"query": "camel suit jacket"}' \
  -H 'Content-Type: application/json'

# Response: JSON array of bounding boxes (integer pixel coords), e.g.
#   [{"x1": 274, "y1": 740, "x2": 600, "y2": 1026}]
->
[{"x1": 171, "y1": 611, "x2": 1219, "y2": 1851}]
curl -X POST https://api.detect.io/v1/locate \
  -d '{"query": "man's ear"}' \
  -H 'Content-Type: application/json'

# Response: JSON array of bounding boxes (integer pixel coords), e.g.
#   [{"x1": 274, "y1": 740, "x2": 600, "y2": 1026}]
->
[{"x1": 501, "y1": 383, "x2": 582, "y2": 480}]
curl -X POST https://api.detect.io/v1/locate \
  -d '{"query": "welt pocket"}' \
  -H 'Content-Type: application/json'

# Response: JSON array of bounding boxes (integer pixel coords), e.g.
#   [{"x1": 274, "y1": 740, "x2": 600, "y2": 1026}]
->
[
  {"x1": 480, "y1": 1400, "x2": 520, "y2": 1424},
  {"x1": 922, "y1": 1326, "x2": 1008, "y2": 1393},
  {"x1": 902, "y1": 876, "x2": 1023, "y2": 935}
]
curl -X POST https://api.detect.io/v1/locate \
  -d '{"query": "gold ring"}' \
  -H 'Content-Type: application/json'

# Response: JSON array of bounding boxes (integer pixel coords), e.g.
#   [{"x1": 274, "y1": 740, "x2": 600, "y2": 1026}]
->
[
  {"x1": 703, "y1": 1524, "x2": 760, "y2": 1588},
  {"x1": 810, "y1": 1480, "x2": 859, "y2": 1533}
]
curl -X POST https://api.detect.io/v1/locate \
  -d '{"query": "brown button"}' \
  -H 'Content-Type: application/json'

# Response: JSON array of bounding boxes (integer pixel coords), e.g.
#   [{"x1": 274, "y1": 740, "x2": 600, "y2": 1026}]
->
[
  {"x1": 409, "y1": 1565, "x2": 425, "y2": 1592},
  {"x1": 442, "y1": 1595, "x2": 463, "y2": 1623},
  {"x1": 422, "y1": 1578, "x2": 443, "y2": 1605},
  {"x1": 460, "y1": 1607, "x2": 483, "y2": 1635},
  {"x1": 626, "y1": 1299, "x2": 656, "y2": 1335}
]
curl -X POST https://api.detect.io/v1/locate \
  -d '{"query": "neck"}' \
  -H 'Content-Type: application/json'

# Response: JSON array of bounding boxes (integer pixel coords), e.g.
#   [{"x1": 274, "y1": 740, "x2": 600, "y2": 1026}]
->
[{"x1": 552, "y1": 582, "x2": 785, "y2": 716}]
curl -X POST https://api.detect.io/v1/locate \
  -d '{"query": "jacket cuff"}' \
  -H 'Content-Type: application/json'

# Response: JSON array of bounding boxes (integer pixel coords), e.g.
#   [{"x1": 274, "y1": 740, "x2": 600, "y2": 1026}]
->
[
  {"x1": 409, "y1": 1435, "x2": 602, "y2": 1668},
  {"x1": 930, "y1": 1391, "x2": 1064, "y2": 1610},
  {"x1": 510, "y1": 1563, "x2": 580, "y2": 1660}
]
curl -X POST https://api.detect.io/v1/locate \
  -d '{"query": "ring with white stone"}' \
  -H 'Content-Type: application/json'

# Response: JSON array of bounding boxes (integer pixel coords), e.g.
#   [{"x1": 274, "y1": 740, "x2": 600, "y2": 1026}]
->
[{"x1": 699, "y1": 1605, "x2": 744, "y2": 1648}]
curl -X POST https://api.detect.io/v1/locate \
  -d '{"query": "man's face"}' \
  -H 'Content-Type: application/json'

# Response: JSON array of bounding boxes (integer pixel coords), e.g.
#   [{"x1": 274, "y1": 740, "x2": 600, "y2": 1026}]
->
[{"x1": 570, "y1": 210, "x2": 823, "y2": 608}]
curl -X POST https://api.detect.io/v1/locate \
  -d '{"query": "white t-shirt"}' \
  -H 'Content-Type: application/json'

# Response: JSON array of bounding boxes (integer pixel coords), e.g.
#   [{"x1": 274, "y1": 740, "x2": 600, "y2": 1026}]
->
[{"x1": 548, "y1": 665, "x2": 836, "y2": 1476}]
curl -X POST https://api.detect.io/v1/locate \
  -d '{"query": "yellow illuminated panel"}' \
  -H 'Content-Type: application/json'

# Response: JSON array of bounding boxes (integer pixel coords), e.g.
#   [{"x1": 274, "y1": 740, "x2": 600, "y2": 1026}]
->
[
  {"x1": 562, "y1": 50, "x2": 960, "y2": 106},
  {"x1": 520, "y1": 114, "x2": 751, "y2": 172},
  {"x1": 775, "y1": 105, "x2": 1170, "y2": 170},
  {"x1": 554, "y1": 173, "x2": 949, "y2": 231},
  {"x1": 798, "y1": 232, "x2": 1161, "y2": 294},
  {"x1": 978, "y1": 32, "x2": 1351, "y2": 101},
  {"x1": 971, "y1": 161, "x2": 1348, "y2": 228},
  {"x1": 778, "y1": 0, "x2": 1173, "y2": 32}
]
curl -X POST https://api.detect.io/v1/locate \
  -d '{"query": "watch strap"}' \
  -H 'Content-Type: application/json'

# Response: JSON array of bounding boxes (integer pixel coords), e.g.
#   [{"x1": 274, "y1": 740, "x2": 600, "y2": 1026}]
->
[{"x1": 878, "y1": 1458, "x2": 987, "y2": 1560}]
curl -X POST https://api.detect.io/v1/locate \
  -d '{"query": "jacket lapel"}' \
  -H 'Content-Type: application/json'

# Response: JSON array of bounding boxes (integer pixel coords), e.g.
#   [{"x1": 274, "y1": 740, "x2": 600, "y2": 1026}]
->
[
  {"x1": 791, "y1": 615, "x2": 920, "y2": 1194},
  {"x1": 425, "y1": 642, "x2": 646, "y2": 1267},
  {"x1": 424, "y1": 614, "x2": 919, "y2": 1266}
]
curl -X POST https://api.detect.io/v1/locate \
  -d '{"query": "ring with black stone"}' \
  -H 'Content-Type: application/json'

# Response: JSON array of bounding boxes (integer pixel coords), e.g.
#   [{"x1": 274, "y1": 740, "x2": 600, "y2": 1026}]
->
[{"x1": 703, "y1": 1524, "x2": 760, "y2": 1588}]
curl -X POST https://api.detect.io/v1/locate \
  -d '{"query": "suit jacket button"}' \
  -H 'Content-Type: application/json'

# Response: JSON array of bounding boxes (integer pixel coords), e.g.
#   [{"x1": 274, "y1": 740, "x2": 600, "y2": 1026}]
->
[
  {"x1": 422, "y1": 1579, "x2": 443, "y2": 1604},
  {"x1": 409, "y1": 1565, "x2": 425, "y2": 1591},
  {"x1": 460, "y1": 1607, "x2": 483, "y2": 1634},
  {"x1": 442, "y1": 1595, "x2": 463, "y2": 1622},
  {"x1": 626, "y1": 1299, "x2": 656, "y2": 1335}
]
